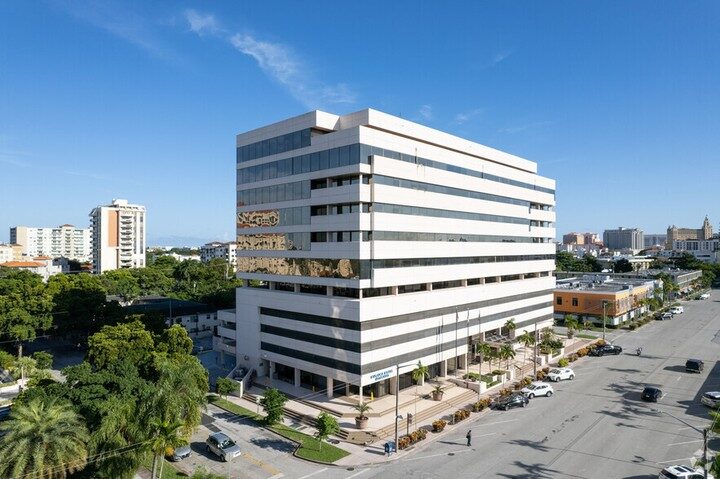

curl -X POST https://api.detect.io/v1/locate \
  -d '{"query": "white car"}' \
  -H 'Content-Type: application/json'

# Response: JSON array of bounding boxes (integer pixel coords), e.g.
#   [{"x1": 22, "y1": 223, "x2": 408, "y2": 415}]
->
[
  {"x1": 659, "y1": 465, "x2": 713, "y2": 479},
  {"x1": 701, "y1": 391, "x2": 720, "y2": 408},
  {"x1": 521, "y1": 382, "x2": 554, "y2": 398},
  {"x1": 670, "y1": 306, "x2": 684, "y2": 315},
  {"x1": 700, "y1": 293, "x2": 710, "y2": 300},
  {"x1": 546, "y1": 367, "x2": 575, "y2": 382}
]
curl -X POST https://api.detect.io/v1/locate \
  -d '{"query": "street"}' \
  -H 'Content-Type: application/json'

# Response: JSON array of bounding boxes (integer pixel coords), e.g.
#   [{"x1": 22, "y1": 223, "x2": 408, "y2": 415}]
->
[{"x1": 187, "y1": 293, "x2": 720, "y2": 479}]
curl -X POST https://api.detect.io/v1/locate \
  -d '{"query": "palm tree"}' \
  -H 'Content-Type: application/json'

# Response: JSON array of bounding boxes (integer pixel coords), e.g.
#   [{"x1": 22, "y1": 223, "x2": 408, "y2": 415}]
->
[
  {"x1": 564, "y1": 314, "x2": 579, "y2": 339},
  {"x1": 517, "y1": 331, "x2": 535, "y2": 363},
  {"x1": 477, "y1": 342, "x2": 493, "y2": 375},
  {"x1": 0, "y1": 397, "x2": 89, "y2": 479},
  {"x1": 147, "y1": 418, "x2": 186, "y2": 479},
  {"x1": 90, "y1": 395, "x2": 146, "y2": 479},
  {"x1": 412, "y1": 361, "x2": 429, "y2": 387},
  {"x1": 499, "y1": 344, "x2": 516, "y2": 370},
  {"x1": 503, "y1": 318, "x2": 517, "y2": 339}
]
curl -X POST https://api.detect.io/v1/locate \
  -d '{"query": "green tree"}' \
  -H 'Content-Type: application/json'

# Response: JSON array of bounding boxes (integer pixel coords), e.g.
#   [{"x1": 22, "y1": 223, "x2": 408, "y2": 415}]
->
[
  {"x1": 102, "y1": 269, "x2": 141, "y2": 303},
  {"x1": 517, "y1": 332, "x2": 535, "y2": 363},
  {"x1": 0, "y1": 397, "x2": 89, "y2": 478},
  {"x1": 157, "y1": 324, "x2": 194, "y2": 355},
  {"x1": 499, "y1": 344, "x2": 516, "y2": 370},
  {"x1": 146, "y1": 418, "x2": 185, "y2": 479},
  {"x1": 32, "y1": 351, "x2": 53, "y2": 370},
  {"x1": 614, "y1": 258, "x2": 634, "y2": 273},
  {"x1": 87, "y1": 320, "x2": 155, "y2": 369},
  {"x1": 563, "y1": 315, "x2": 579, "y2": 339},
  {"x1": 0, "y1": 270, "x2": 54, "y2": 355},
  {"x1": 315, "y1": 412, "x2": 339, "y2": 450},
  {"x1": 477, "y1": 342, "x2": 493, "y2": 373},
  {"x1": 503, "y1": 318, "x2": 517, "y2": 338},
  {"x1": 260, "y1": 388, "x2": 287, "y2": 425},
  {"x1": 412, "y1": 361, "x2": 429, "y2": 386},
  {"x1": 216, "y1": 377, "x2": 237, "y2": 399},
  {"x1": 0, "y1": 349, "x2": 15, "y2": 369},
  {"x1": 47, "y1": 273, "x2": 109, "y2": 337},
  {"x1": 11, "y1": 356, "x2": 37, "y2": 382},
  {"x1": 131, "y1": 267, "x2": 173, "y2": 297}
]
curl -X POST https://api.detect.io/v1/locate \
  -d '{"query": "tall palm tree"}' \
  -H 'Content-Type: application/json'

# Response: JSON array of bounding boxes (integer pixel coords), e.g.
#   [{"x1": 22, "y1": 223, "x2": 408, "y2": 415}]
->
[
  {"x1": 564, "y1": 315, "x2": 579, "y2": 338},
  {"x1": 0, "y1": 397, "x2": 89, "y2": 479},
  {"x1": 503, "y1": 318, "x2": 517, "y2": 339},
  {"x1": 412, "y1": 361, "x2": 429, "y2": 386},
  {"x1": 147, "y1": 418, "x2": 186, "y2": 479},
  {"x1": 499, "y1": 344, "x2": 516, "y2": 370},
  {"x1": 91, "y1": 394, "x2": 146, "y2": 479},
  {"x1": 517, "y1": 332, "x2": 535, "y2": 363},
  {"x1": 477, "y1": 342, "x2": 493, "y2": 375}
]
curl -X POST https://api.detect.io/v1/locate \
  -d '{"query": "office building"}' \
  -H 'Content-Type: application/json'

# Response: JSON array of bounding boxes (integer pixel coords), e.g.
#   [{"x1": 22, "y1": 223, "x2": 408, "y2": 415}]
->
[
  {"x1": 89, "y1": 199, "x2": 146, "y2": 273},
  {"x1": 666, "y1": 217, "x2": 713, "y2": 249},
  {"x1": 603, "y1": 227, "x2": 644, "y2": 251},
  {"x1": 230, "y1": 108, "x2": 556, "y2": 399},
  {"x1": 562, "y1": 232, "x2": 600, "y2": 246},
  {"x1": 0, "y1": 243, "x2": 23, "y2": 263},
  {"x1": 9, "y1": 225, "x2": 91, "y2": 262}
]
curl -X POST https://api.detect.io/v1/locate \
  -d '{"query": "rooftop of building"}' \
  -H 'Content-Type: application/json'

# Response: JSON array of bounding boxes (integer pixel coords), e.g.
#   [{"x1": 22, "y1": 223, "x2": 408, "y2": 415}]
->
[
  {"x1": 236, "y1": 108, "x2": 545, "y2": 176},
  {"x1": 556, "y1": 275, "x2": 655, "y2": 293},
  {"x1": 121, "y1": 295, "x2": 215, "y2": 316},
  {"x1": 0, "y1": 261, "x2": 45, "y2": 268}
]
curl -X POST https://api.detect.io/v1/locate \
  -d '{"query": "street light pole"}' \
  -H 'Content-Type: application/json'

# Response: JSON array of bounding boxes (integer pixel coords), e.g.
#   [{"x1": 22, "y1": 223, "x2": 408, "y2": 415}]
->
[
  {"x1": 653, "y1": 409, "x2": 709, "y2": 479},
  {"x1": 533, "y1": 320, "x2": 538, "y2": 378},
  {"x1": 394, "y1": 364, "x2": 400, "y2": 453},
  {"x1": 602, "y1": 300, "x2": 608, "y2": 341}
]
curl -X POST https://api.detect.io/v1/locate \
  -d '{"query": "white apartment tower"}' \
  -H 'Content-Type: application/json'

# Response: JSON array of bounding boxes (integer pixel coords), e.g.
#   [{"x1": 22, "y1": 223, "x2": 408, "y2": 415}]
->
[
  {"x1": 200, "y1": 242, "x2": 238, "y2": 269},
  {"x1": 89, "y1": 199, "x2": 146, "y2": 273},
  {"x1": 233, "y1": 109, "x2": 556, "y2": 398},
  {"x1": 10, "y1": 225, "x2": 91, "y2": 262}
]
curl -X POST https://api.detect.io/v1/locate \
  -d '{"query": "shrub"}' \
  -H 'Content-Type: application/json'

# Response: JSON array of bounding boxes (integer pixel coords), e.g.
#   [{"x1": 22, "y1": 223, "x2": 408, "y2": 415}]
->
[
  {"x1": 558, "y1": 358, "x2": 569, "y2": 367},
  {"x1": 536, "y1": 371, "x2": 546, "y2": 380},
  {"x1": 522, "y1": 376, "x2": 533, "y2": 386},
  {"x1": 576, "y1": 348, "x2": 588, "y2": 357},
  {"x1": 409, "y1": 429, "x2": 427, "y2": 443},
  {"x1": 471, "y1": 398, "x2": 492, "y2": 412},
  {"x1": 464, "y1": 372, "x2": 480, "y2": 381},
  {"x1": 629, "y1": 323, "x2": 638, "y2": 331},
  {"x1": 491, "y1": 369, "x2": 506, "y2": 376},
  {"x1": 432, "y1": 419, "x2": 447, "y2": 432},
  {"x1": 542, "y1": 367, "x2": 550, "y2": 374},
  {"x1": 568, "y1": 354, "x2": 579, "y2": 362},
  {"x1": 499, "y1": 387, "x2": 513, "y2": 397},
  {"x1": 596, "y1": 339, "x2": 607, "y2": 346},
  {"x1": 398, "y1": 435, "x2": 412, "y2": 450}
]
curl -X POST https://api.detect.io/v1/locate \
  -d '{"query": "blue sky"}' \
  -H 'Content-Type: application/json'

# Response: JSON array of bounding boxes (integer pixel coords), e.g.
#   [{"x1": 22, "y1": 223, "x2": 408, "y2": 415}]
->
[{"x1": 1, "y1": 1, "x2": 718, "y2": 245}]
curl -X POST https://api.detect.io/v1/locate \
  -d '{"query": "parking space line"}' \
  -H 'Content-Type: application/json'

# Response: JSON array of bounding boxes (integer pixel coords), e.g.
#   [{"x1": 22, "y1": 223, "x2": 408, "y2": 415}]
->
[
  {"x1": 344, "y1": 469, "x2": 369, "y2": 479},
  {"x1": 297, "y1": 468, "x2": 327, "y2": 479},
  {"x1": 242, "y1": 451, "x2": 283, "y2": 476},
  {"x1": 667, "y1": 439, "x2": 703, "y2": 446},
  {"x1": 409, "y1": 449, "x2": 475, "y2": 461},
  {"x1": 657, "y1": 457, "x2": 694, "y2": 464}
]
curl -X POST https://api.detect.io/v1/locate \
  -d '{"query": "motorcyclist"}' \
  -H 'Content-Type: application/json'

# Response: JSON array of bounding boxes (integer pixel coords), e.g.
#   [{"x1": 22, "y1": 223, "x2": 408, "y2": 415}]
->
[{"x1": 636, "y1": 347, "x2": 643, "y2": 356}]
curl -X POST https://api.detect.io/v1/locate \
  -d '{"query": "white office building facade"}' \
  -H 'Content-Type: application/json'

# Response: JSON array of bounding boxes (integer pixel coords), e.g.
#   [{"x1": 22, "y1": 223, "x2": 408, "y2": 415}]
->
[
  {"x1": 89, "y1": 199, "x2": 146, "y2": 273},
  {"x1": 233, "y1": 109, "x2": 556, "y2": 398}
]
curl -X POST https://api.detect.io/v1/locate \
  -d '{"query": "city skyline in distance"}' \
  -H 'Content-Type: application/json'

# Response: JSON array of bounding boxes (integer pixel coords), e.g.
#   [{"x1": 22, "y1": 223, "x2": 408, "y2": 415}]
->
[{"x1": 1, "y1": 2, "x2": 718, "y2": 245}]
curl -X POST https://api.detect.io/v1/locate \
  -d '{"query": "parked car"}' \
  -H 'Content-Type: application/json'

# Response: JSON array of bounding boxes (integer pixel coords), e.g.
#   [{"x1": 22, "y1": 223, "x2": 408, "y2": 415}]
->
[
  {"x1": 206, "y1": 432, "x2": 241, "y2": 462},
  {"x1": 0, "y1": 406, "x2": 10, "y2": 421},
  {"x1": 492, "y1": 393, "x2": 530, "y2": 411},
  {"x1": 589, "y1": 344, "x2": 623, "y2": 356},
  {"x1": 521, "y1": 382, "x2": 554, "y2": 398},
  {"x1": 168, "y1": 445, "x2": 192, "y2": 462},
  {"x1": 659, "y1": 464, "x2": 713, "y2": 479},
  {"x1": 686, "y1": 359, "x2": 705, "y2": 373},
  {"x1": 546, "y1": 367, "x2": 575, "y2": 382},
  {"x1": 659, "y1": 312, "x2": 674, "y2": 321},
  {"x1": 641, "y1": 387, "x2": 663, "y2": 402},
  {"x1": 670, "y1": 306, "x2": 684, "y2": 315},
  {"x1": 701, "y1": 391, "x2": 720, "y2": 408},
  {"x1": 699, "y1": 293, "x2": 710, "y2": 300}
]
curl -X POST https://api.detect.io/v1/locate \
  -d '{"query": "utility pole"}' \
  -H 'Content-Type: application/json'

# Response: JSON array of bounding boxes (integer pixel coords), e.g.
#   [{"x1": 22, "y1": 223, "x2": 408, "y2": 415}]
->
[
  {"x1": 533, "y1": 320, "x2": 538, "y2": 378},
  {"x1": 704, "y1": 427, "x2": 709, "y2": 479},
  {"x1": 602, "y1": 300, "x2": 608, "y2": 341},
  {"x1": 454, "y1": 308, "x2": 459, "y2": 378},
  {"x1": 477, "y1": 313, "x2": 482, "y2": 403},
  {"x1": 394, "y1": 363, "x2": 400, "y2": 454}
]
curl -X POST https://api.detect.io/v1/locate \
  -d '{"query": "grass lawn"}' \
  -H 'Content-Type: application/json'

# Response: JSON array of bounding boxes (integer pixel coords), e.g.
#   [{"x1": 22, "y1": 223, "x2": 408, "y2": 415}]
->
[
  {"x1": 575, "y1": 333, "x2": 598, "y2": 339},
  {"x1": 208, "y1": 396, "x2": 349, "y2": 464}
]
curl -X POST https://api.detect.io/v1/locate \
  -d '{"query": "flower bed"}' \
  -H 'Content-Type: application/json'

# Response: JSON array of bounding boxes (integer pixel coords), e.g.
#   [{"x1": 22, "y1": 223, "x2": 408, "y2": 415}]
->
[
  {"x1": 453, "y1": 409, "x2": 471, "y2": 422},
  {"x1": 432, "y1": 419, "x2": 447, "y2": 432},
  {"x1": 471, "y1": 398, "x2": 492, "y2": 412},
  {"x1": 398, "y1": 428, "x2": 428, "y2": 449}
]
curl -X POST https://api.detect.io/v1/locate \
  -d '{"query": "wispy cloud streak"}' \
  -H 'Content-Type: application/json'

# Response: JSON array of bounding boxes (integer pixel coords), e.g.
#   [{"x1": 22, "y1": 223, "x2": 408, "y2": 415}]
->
[
  {"x1": 418, "y1": 105, "x2": 433, "y2": 121},
  {"x1": 454, "y1": 108, "x2": 483, "y2": 124}
]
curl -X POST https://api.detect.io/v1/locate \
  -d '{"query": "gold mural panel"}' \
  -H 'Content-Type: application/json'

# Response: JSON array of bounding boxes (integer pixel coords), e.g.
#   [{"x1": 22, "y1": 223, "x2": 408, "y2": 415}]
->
[
  {"x1": 237, "y1": 257, "x2": 361, "y2": 279},
  {"x1": 237, "y1": 210, "x2": 280, "y2": 228},
  {"x1": 237, "y1": 234, "x2": 289, "y2": 251}
]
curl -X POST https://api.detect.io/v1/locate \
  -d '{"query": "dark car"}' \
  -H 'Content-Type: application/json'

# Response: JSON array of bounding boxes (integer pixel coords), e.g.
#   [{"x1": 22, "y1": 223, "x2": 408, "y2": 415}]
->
[
  {"x1": 0, "y1": 406, "x2": 10, "y2": 421},
  {"x1": 493, "y1": 393, "x2": 530, "y2": 411},
  {"x1": 686, "y1": 359, "x2": 705, "y2": 373},
  {"x1": 589, "y1": 344, "x2": 623, "y2": 356},
  {"x1": 641, "y1": 387, "x2": 663, "y2": 402}
]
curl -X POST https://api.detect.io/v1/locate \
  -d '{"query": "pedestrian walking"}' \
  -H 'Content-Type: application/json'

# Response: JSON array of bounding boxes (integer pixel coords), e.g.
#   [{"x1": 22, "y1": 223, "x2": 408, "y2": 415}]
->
[{"x1": 466, "y1": 430, "x2": 472, "y2": 447}]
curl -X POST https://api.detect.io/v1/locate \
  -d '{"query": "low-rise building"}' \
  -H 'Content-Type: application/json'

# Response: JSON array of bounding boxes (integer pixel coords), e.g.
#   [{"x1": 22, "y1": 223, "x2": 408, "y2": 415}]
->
[
  {"x1": 0, "y1": 243, "x2": 23, "y2": 263},
  {"x1": 673, "y1": 238, "x2": 720, "y2": 263},
  {"x1": 0, "y1": 256, "x2": 62, "y2": 281},
  {"x1": 200, "y1": 242, "x2": 237, "y2": 269},
  {"x1": 124, "y1": 296, "x2": 218, "y2": 338},
  {"x1": 554, "y1": 275, "x2": 657, "y2": 326}
]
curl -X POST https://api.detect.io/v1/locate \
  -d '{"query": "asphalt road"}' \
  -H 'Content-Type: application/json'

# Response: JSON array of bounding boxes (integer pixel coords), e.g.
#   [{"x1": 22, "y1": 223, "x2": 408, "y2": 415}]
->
[{"x1": 185, "y1": 292, "x2": 720, "y2": 479}]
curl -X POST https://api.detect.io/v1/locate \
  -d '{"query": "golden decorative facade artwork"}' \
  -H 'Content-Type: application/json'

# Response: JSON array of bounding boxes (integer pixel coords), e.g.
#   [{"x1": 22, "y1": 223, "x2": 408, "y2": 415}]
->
[
  {"x1": 237, "y1": 257, "x2": 361, "y2": 279},
  {"x1": 237, "y1": 210, "x2": 280, "y2": 228}
]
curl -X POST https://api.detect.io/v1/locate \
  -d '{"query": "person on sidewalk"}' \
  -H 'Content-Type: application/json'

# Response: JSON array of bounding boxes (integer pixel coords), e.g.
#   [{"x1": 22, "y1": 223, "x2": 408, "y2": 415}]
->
[{"x1": 466, "y1": 430, "x2": 472, "y2": 447}]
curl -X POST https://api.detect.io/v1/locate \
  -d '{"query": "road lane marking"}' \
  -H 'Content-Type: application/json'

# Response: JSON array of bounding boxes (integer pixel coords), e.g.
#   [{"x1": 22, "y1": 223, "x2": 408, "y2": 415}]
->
[
  {"x1": 297, "y1": 468, "x2": 327, "y2": 479},
  {"x1": 657, "y1": 457, "x2": 694, "y2": 464},
  {"x1": 475, "y1": 432, "x2": 497, "y2": 438},
  {"x1": 409, "y1": 449, "x2": 475, "y2": 461},
  {"x1": 667, "y1": 439, "x2": 703, "y2": 446},
  {"x1": 478, "y1": 419, "x2": 518, "y2": 427},
  {"x1": 268, "y1": 475, "x2": 285, "y2": 479},
  {"x1": 344, "y1": 470, "x2": 369, "y2": 479}
]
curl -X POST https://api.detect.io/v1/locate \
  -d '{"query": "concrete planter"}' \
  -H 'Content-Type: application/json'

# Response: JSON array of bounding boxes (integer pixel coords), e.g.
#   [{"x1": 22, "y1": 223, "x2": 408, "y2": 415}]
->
[
  {"x1": 432, "y1": 390, "x2": 444, "y2": 401},
  {"x1": 355, "y1": 417, "x2": 368, "y2": 429}
]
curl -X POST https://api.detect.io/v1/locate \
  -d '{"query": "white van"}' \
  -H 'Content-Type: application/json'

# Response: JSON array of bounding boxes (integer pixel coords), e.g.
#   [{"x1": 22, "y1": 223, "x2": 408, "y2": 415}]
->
[{"x1": 669, "y1": 306, "x2": 684, "y2": 315}]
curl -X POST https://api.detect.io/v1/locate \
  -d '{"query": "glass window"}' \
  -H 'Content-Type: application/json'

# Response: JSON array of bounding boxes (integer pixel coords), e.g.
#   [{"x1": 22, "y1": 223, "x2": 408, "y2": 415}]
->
[
  {"x1": 269, "y1": 185, "x2": 277, "y2": 203},
  {"x1": 301, "y1": 128, "x2": 311, "y2": 147},
  {"x1": 311, "y1": 152, "x2": 320, "y2": 171},
  {"x1": 303, "y1": 206, "x2": 311, "y2": 223},
  {"x1": 319, "y1": 149, "x2": 329, "y2": 170},
  {"x1": 339, "y1": 145, "x2": 350, "y2": 166},
  {"x1": 293, "y1": 156, "x2": 302, "y2": 175},
  {"x1": 269, "y1": 137, "x2": 277, "y2": 156},
  {"x1": 302, "y1": 180, "x2": 310, "y2": 198},
  {"x1": 262, "y1": 139, "x2": 269, "y2": 157},
  {"x1": 329, "y1": 148, "x2": 339, "y2": 168},
  {"x1": 349, "y1": 144, "x2": 360, "y2": 164},
  {"x1": 268, "y1": 161, "x2": 277, "y2": 180},
  {"x1": 293, "y1": 131, "x2": 301, "y2": 149},
  {"x1": 261, "y1": 163, "x2": 269, "y2": 181},
  {"x1": 301, "y1": 154, "x2": 311, "y2": 173},
  {"x1": 285, "y1": 182, "x2": 293, "y2": 200},
  {"x1": 261, "y1": 187, "x2": 269, "y2": 204},
  {"x1": 293, "y1": 181, "x2": 302, "y2": 200}
]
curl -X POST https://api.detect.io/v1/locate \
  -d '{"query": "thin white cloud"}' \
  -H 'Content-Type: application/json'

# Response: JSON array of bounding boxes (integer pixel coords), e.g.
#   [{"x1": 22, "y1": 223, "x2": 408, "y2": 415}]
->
[
  {"x1": 492, "y1": 50, "x2": 513, "y2": 65},
  {"x1": 58, "y1": 0, "x2": 176, "y2": 60},
  {"x1": 418, "y1": 105, "x2": 433, "y2": 121},
  {"x1": 226, "y1": 32, "x2": 355, "y2": 109},
  {"x1": 184, "y1": 9, "x2": 219, "y2": 35},
  {"x1": 0, "y1": 155, "x2": 30, "y2": 168},
  {"x1": 454, "y1": 108, "x2": 483, "y2": 124}
]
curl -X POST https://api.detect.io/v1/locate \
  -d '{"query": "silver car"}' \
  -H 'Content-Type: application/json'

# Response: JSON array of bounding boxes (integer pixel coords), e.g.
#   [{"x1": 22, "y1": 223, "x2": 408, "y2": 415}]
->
[{"x1": 206, "y1": 432, "x2": 241, "y2": 462}]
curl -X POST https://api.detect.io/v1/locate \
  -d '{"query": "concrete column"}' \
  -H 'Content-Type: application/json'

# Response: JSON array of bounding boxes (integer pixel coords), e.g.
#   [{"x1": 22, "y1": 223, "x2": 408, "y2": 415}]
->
[
  {"x1": 294, "y1": 368, "x2": 301, "y2": 388},
  {"x1": 345, "y1": 383, "x2": 351, "y2": 396},
  {"x1": 389, "y1": 375, "x2": 398, "y2": 394},
  {"x1": 326, "y1": 286, "x2": 333, "y2": 296},
  {"x1": 458, "y1": 353, "x2": 467, "y2": 370},
  {"x1": 391, "y1": 286, "x2": 399, "y2": 295},
  {"x1": 269, "y1": 282, "x2": 276, "y2": 290},
  {"x1": 294, "y1": 284, "x2": 301, "y2": 293},
  {"x1": 461, "y1": 279, "x2": 468, "y2": 287},
  {"x1": 440, "y1": 360, "x2": 447, "y2": 377},
  {"x1": 479, "y1": 277, "x2": 485, "y2": 284},
  {"x1": 269, "y1": 361, "x2": 276, "y2": 379},
  {"x1": 426, "y1": 283, "x2": 433, "y2": 291},
  {"x1": 327, "y1": 377, "x2": 334, "y2": 398}
]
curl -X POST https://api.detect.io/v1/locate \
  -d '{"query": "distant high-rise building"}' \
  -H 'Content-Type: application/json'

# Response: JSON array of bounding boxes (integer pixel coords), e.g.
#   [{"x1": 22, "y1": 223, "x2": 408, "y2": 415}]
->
[
  {"x1": 10, "y1": 224, "x2": 91, "y2": 262},
  {"x1": 89, "y1": 199, "x2": 146, "y2": 273},
  {"x1": 644, "y1": 234, "x2": 667, "y2": 249},
  {"x1": 562, "y1": 232, "x2": 600, "y2": 246},
  {"x1": 603, "y1": 227, "x2": 644, "y2": 251},
  {"x1": 666, "y1": 216, "x2": 713, "y2": 249}
]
